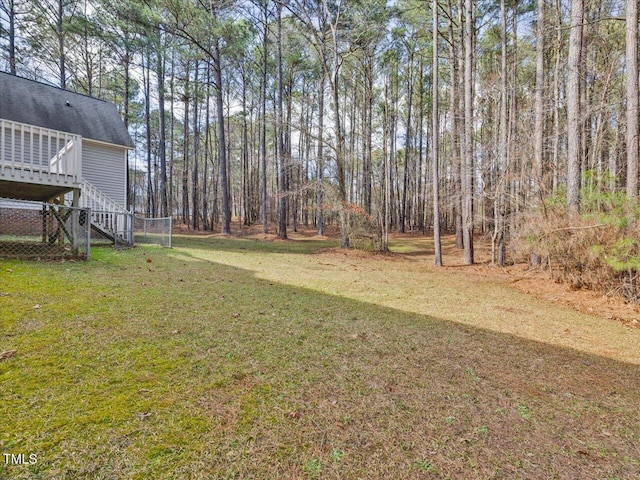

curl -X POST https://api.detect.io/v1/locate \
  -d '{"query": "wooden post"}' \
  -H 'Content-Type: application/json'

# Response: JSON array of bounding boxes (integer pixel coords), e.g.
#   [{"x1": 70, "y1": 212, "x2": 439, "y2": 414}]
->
[
  {"x1": 71, "y1": 188, "x2": 80, "y2": 207},
  {"x1": 71, "y1": 190, "x2": 79, "y2": 256},
  {"x1": 58, "y1": 194, "x2": 64, "y2": 249},
  {"x1": 47, "y1": 203, "x2": 54, "y2": 245},
  {"x1": 41, "y1": 204, "x2": 47, "y2": 243}
]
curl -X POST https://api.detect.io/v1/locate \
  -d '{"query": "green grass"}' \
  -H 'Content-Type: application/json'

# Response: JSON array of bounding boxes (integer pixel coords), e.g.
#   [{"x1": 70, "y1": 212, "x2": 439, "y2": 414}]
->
[{"x1": 1, "y1": 234, "x2": 640, "y2": 479}]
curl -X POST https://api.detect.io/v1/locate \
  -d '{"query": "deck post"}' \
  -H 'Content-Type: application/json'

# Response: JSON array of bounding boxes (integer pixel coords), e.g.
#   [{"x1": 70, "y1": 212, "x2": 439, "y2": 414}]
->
[
  {"x1": 58, "y1": 194, "x2": 64, "y2": 249},
  {"x1": 41, "y1": 203, "x2": 47, "y2": 243},
  {"x1": 71, "y1": 189, "x2": 79, "y2": 256},
  {"x1": 71, "y1": 188, "x2": 80, "y2": 207},
  {"x1": 47, "y1": 203, "x2": 54, "y2": 245}
]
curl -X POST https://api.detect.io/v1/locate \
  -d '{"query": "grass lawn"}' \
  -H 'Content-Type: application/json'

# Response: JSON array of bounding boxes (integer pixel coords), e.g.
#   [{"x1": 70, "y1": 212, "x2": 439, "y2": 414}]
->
[{"x1": 1, "y1": 232, "x2": 640, "y2": 479}]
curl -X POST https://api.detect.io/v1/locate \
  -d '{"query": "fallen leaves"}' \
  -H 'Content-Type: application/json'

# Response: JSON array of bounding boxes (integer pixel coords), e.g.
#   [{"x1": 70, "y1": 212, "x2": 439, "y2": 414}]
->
[
  {"x1": 348, "y1": 332, "x2": 368, "y2": 341},
  {"x1": 0, "y1": 349, "x2": 17, "y2": 361}
]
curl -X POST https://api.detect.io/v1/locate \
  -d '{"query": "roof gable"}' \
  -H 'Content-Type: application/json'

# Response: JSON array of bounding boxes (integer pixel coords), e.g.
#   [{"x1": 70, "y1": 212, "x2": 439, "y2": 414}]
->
[{"x1": 0, "y1": 72, "x2": 134, "y2": 149}]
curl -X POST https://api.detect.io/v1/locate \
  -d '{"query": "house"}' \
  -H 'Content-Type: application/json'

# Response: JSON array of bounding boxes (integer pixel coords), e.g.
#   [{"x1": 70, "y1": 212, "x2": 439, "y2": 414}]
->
[{"x1": 0, "y1": 71, "x2": 134, "y2": 246}]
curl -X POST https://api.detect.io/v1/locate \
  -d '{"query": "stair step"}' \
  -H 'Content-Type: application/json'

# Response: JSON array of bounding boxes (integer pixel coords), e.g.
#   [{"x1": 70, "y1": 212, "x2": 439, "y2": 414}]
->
[{"x1": 77, "y1": 177, "x2": 133, "y2": 247}]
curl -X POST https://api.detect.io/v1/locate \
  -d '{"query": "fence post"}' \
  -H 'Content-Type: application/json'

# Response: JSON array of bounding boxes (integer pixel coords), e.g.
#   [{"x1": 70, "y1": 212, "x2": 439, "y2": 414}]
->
[{"x1": 128, "y1": 211, "x2": 134, "y2": 246}]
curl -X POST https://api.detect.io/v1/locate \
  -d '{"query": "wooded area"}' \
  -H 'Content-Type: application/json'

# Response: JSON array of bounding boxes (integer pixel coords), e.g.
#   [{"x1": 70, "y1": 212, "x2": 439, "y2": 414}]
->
[
  {"x1": 1, "y1": 0, "x2": 639, "y2": 272},
  {"x1": 3, "y1": 4, "x2": 640, "y2": 476}
]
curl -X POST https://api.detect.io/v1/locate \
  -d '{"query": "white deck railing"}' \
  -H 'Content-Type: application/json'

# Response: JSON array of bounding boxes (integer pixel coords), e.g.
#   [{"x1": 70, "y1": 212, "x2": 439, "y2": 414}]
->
[
  {"x1": 79, "y1": 177, "x2": 127, "y2": 217},
  {"x1": 0, "y1": 118, "x2": 82, "y2": 188},
  {"x1": 79, "y1": 178, "x2": 133, "y2": 245}
]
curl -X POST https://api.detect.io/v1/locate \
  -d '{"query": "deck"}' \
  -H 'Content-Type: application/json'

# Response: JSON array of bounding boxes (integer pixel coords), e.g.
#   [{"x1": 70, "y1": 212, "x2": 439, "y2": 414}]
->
[{"x1": 0, "y1": 118, "x2": 82, "y2": 202}]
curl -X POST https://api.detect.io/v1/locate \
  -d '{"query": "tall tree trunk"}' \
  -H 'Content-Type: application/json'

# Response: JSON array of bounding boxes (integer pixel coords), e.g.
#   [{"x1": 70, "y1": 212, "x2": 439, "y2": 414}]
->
[
  {"x1": 57, "y1": 0, "x2": 66, "y2": 89},
  {"x1": 320, "y1": 0, "x2": 348, "y2": 247},
  {"x1": 567, "y1": 0, "x2": 584, "y2": 217},
  {"x1": 225, "y1": 79, "x2": 233, "y2": 221},
  {"x1": 417, "y1": 58, "x2": 426, "y2": 232},
  {"x1": 494, "y1": 0, "x2": 507, "y2": 266},
  {"x1": 285, "y1": 71, "x2": 293, "y2": 228},
  {"x1": 552, "y1": 0, "x2": 562, "y2": 193},
  {"x1": 261, "y1": 2, "x2": 269, "y2": 234},
  {"x1": 182, "y1": 64, "x2": 191, "y2": 225},
  {"x1": 241, "y1": 65, "x2": 250, "y2": 226},
  {"x1": 449, "y1": 0, "x2": 463, "y2": 248},
  {"x1": 143, "y1": 48, "x2": 155, "y2": 218},
  {"x1": 317, "y1": 69, "x2": 325, "y2": 236},
  {"x1": 302, "y1": 82, "x2": 312, "y2": 227},
  {"x1": 211, "y1": 114, "x2": 219, "y2": 226},
  {"x1": 348, "y1": 77, "x2": 357, "y2": 205},
  {"x1": 123, "y1": 43, "x2": 131, "y2": 209},
  {"x1": 534, "y1": 0, "x2": 545, "y2": 195},
  {"x1": 433, "y1": 0, "x2": 442, "y2": 266},
  {"x1": 381, "y1": 80, "x2": 391, "y2": 251},
  {"x1": 296, "y1": 80, "x2": 308, "y2": 229},
  {"x1": 168, "y1": 46, "x2": 176, "y2": 215},
  {"x1": 626, "y1": 0, "x2": 639, "y2": 199},
  {"x1": 579, "y1": 16, "x2": 588, "y2": 195},
  {"x1": 213, "y1": 37, "x2": 231, "y2": 234},
  {"x1": 80, "y1": 0, "x2": 92, "y2": 95},
  {"x1": 363, "y1": 52, "x2": 373, "y2": 215},
  {"x1": 156, "y1": 29, "x2": 169, "y2": 218},
  {"x1": 390, "y1": 63, "x2": 399, "y2": 229},
  {"x1": 192, "y1": 60, "x2": 200, "y2": 230},
  {"x1": 462, "y1": 0, "x2": 474, "y2": 264},
  {"x1": 332, "y1": 68, "x2": 348, "y2": 247},
  {"x1": 7, "y1": 0, "x2": 17, "y2": 74},
  {"x1": 276, "y1": 1, "x2": 288, "y2": 239},
  {"x1": 401, "y1": 49, "x2": 414, "y2": 233},
  {"x1": 203, "y1": 63, "x2": 211, "y2": 231}
]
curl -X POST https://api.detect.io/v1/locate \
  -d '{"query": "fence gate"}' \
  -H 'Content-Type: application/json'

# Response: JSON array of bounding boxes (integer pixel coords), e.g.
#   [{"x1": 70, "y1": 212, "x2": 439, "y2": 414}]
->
[{"x1": 134, "y1": 216, "x2": 172, "y2": 248}]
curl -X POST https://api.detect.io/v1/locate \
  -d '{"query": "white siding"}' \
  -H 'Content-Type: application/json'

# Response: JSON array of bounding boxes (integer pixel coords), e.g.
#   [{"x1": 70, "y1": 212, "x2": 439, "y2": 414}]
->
[{"x1": 82, "y1": 140, "x2": 127, "y2": 208}]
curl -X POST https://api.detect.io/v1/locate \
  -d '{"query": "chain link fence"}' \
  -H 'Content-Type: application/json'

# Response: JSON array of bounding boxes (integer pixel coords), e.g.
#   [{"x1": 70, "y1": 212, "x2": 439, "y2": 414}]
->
[
  {"x1": 134, "y1": 216, "x2": 172, "y2": 248},
  {"x1": 113, "y1": 211, "x2": 135, "y2": 249},
  {"x1": 0, "y1": 198, "x2": 90, "y2": 259},
  {"x1": 89, "y1": 210, "x2": 134, "y2": 250},
  {"x1": 1, "y1": 198, "x2": 172, "y2": 259}
]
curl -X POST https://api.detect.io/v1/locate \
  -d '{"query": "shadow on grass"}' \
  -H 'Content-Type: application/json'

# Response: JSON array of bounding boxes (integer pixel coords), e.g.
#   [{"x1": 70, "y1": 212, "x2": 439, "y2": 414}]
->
[
  {"x1": 172, "y1": 233, "x2": 339, "y2": 256},
  {"x1": 1, "y1": 242, "x2": 639, "y2": 479}
]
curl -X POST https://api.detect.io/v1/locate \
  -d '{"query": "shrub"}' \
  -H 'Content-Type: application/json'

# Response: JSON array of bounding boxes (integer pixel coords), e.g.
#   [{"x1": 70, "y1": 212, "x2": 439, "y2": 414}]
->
[{"x1": 515, "y1": 172, "x2": 640, "y2": 302}]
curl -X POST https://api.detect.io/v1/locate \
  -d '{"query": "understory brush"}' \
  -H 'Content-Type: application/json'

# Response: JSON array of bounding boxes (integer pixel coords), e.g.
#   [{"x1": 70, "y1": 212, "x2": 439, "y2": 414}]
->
[{"x1": 517, "y1": 172, "x2": 640, "y2": 302}]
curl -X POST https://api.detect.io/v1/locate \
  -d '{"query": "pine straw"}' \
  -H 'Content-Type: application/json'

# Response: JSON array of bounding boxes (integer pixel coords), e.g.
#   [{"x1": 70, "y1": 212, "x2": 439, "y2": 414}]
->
[{"x1": 513, "y1": 206, "x2": 640, "y2": 303}]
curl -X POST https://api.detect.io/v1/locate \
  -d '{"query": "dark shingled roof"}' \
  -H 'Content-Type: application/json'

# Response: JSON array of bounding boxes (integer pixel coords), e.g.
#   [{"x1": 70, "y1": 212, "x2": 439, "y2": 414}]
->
[{"x1": 0, "y1": 72, "x2": 134, "y2": 148}]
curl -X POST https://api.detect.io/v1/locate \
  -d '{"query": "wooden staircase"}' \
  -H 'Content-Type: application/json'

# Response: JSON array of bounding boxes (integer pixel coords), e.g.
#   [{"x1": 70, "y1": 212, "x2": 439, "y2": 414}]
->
[{"x1": 75, "y1": 178, "x2": 133, "y2": 246}]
